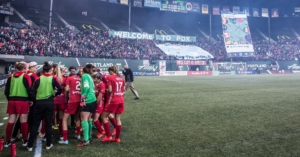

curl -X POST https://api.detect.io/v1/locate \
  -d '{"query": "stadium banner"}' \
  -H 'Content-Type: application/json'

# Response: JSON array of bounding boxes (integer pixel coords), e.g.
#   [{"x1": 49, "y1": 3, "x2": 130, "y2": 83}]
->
[
  {"x1": 202, "y1": 4, "x2": 209, "y2": 14},
  {"x1": 271, "y1": 8, "x2": 279, "y2": 17},
  {"x1": 213, "y1": 6, "x2": 220, "y2": 15},
  {"x1": 232, "y1": 6, "x2": 240, "y2": 13},
  {"x1": 160, "y1": 71, "x2": 187, "y2": 76},
  {"x1": 246, "y1": 62, "x2": 268, "y2": 70},
  {"x1": 156, "y1": 35, "x2": 196, "y2": 42},
  {"x1": 295, "y1": 7, "x2": 300, "y2": 13},
  {"x1": 253, "y1": 8, "x2": 259, "y2": 17},
  {"x1": 0, "y1": 75, "x2": 8, "y2": 89},
  {"x1": 23, "y1": 56, "x2": 160, "y2": 75},
  {"x1": 185, "y1": 2, "x2": 200, "y2": 13},
  {"x1": 235, "y1": 71, "x2": 256, "y2": 75},
  {"x1": 108, "y1": 0, "x2": 117, "y2": 3},
  {"x1": 176, "y1": 60, "x2": 206, "y2": 66},
  {"x1": 262, "y1": 8, "x2": 269, "y2": 17},
  {"x1": 223, "y1": 6, "x2": 230, "y2": 11},
  {"x1": 133, "y1": 0, "x2": 142, "y2": 7},
  {"x1": 120, "y1": 0, "x2": 129, "y2": 5},
  {"x1": 109, "y1": 30, "x2": 154, "y2": 40},
  {"x1": 243, "y1": 7, "x2": 250, "y2": 16},
  {"x1": 133, "y1": 72, "x2": 159, "y2": 76},
  {"x1": 221, "y1": 13, "x2": 255, "y2": 56},
  {"x1": 161, "y1": 0, "x2": 186, "y2": 13},
  {"x1": 159, "y1": 60, "x2": 166, "y2": 73},
  {"x1": 144, "y1": 0, "x2": 161, "y2": 8},
  {"x1": 187, "y1": 71, "x2": 212, "y2": 76},
  {"x1": 156, "y1": 44, "x2": 214, "y2": 60}
]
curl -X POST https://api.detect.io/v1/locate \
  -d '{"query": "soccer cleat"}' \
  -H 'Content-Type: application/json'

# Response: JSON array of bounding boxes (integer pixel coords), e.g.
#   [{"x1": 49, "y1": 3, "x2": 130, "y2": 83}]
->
[
  {"x1": 52, "y1": 125, "x2": 58, "y2": 130},
  {"x1": 58, "y1": 140, "x2": 69, "y2": 145},
  {"x1": 77, "y1": 140, "x2": 90, "y2": 147},
  {"x1": 101, "y1": 136, "x2": 112, "y2": 143},
  {"x1": 46, "y1": 144, "x2": 53, "y2": 150},
  {"x1": 22, "y1": 140, "x2": 28, "y2": 147},
  {"x1": 27, "y1": 147, "x2": 33, "y2": 152},
  {"x1": 97, "y1": 133, "x2": 105, "y2": 139},
  {"x1": 134, "y1": 97, "x2": 139, "y2": 100},
  {"x1": 112, "y1": 138, "x2": 121, "y2": 143},
  {"x1": 112, "y1": 128, "x2": 116, "y2": 136},
  {"x1": 75, "y1": 135, "x2": 81, "y2": 140},
  {"x1": 4, "y1": 141, "x2": 11, "y2": 147},
  {"x1": 60, "y1": 136, "x2": 63, "y2": 140}
]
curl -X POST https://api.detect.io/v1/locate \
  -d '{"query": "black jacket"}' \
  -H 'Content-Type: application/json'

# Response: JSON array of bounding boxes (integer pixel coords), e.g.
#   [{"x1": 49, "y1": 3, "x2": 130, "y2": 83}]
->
[{"x1": 122, "y1": 68, "x2": 134, "y2": 82}]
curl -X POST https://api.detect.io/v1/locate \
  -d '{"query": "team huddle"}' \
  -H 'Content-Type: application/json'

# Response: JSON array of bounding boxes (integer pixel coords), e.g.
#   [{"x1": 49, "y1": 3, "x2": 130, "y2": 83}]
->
[{"x1": 3, "y1": 61, "x2": 128, "y2": 151}]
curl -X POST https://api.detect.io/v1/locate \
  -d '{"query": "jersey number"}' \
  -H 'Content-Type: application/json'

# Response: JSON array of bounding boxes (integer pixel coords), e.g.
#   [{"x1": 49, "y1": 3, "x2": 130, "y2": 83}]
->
[
  {"x1": 76, "y1": 81, "x2": 80, "y2": 91},
  {"x1": 115, "y1": 82, "x2": 123, "y2": 93}
]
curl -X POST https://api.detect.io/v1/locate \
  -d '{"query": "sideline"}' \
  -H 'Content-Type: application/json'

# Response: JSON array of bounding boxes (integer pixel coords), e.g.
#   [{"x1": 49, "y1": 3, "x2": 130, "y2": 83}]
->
[{"x1": 34, "y1": 137, "x2": 42, "y2": 157}]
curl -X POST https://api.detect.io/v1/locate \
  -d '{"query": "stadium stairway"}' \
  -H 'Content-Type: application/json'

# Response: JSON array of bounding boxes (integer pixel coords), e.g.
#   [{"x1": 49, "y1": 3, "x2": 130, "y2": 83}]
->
[
  {"x1": 10, "y1": 6, "x2": 39, "y2": 28},
  {"x1": 56, "y1": 13, "x2": 80, "y2": 34}
]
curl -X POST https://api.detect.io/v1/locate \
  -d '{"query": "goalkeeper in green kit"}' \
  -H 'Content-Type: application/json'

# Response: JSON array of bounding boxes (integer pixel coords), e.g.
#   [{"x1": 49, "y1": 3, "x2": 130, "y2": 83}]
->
[{"x1": 77, "y1": 64, "x2": 97, "y2": 147}]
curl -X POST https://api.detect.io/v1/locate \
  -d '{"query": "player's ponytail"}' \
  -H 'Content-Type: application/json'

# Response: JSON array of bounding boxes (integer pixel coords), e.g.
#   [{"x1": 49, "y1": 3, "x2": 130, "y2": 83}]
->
[
  {"x1": 108, "y1": 65, "x2": 121, "y2": 77},
  {"x1": 42, "y1": 61, "x2": 52, "y2": 73}
]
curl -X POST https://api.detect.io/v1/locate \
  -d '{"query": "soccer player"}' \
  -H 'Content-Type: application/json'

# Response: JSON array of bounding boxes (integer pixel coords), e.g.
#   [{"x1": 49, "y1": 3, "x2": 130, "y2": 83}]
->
[
  {"x1": 59, "y1": 66, "x2": 82, "y2": 145},
  {"x1": 4, "y1": 62, "x2": 33, "y2": 147},
  {"x1": 92, "y1": 73, "x2": 106, "y2": 138},
  {"x1": 101, "y1": 66, "x2": 125, "y2": 143},
  {"x1": 77, "y1": 64, "x2": 97, "y2": 147},
  {"x1": 11, "y1": 62, "x2": 39, "y2": 141},
  {"x1": 27, "y1": 62, "x2": 62, "y2": 151},
  {"x1": 102, "y1": 70, "x2": 117, "y2": 135}
]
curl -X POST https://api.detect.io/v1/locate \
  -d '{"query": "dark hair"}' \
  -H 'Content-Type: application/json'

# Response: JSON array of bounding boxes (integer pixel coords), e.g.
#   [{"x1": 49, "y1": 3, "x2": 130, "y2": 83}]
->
[
  {"x1": 108, "y1": 65, "x2": 120, "y2": 77},
  {"x1": 83, "y1": 64, "x2": 95, "y2": 74},
  {"x1": 92, "y1": 73, "x2": 102, "y2": 81},
  {"x1": 15, "y1": 62, "x2": 27, "y2": 71},
  {"x1": 43, "y1": 62, "x2": 52, "y2": 73},
  {"x1": 69, "y1": 66, "x2": 77, "y2": 71}
]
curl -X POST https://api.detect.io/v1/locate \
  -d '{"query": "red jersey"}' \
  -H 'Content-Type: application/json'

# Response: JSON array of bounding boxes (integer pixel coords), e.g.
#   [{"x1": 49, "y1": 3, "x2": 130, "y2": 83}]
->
[
  {"x1": 94, "y1": 81, "x2": 106, "y2": 100},
  {"x1": 66, "y1": 75, "x2": 81, "y2": 103},
  {"x1": 107, "y1": 74, "x2": 125, "y2": 104}
]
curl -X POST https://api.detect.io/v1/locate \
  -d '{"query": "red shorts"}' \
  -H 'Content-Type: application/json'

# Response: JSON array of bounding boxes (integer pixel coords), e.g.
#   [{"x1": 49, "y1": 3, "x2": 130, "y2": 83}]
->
[
  {"x1": 65, "y1": 102, "x2": 80, "y2": 114},
  {"x1": 7, "y1": 101, "x2": 29, "y2": 114},
  {"x1": 55, "y1": 95, "x2": 67, "y2": 111},
  {"x1": 95, "y1": 100, "x2": 104, "y2": 114},
  {"x1": 104, "y1": 102, "x2": 124, "y2": 114}
]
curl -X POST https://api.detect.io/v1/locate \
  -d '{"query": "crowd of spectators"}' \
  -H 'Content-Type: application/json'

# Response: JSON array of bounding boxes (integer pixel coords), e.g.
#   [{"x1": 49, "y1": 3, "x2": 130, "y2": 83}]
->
[{"x1": 0, "y1": 26, "x2": 300, "y2": 61}]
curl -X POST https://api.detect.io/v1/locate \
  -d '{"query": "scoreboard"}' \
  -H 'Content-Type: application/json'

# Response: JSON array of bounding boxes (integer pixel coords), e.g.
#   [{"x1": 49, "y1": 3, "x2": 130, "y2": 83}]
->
[{"x1": 160, "y1": 0, "x2": 186, "y2": 13}]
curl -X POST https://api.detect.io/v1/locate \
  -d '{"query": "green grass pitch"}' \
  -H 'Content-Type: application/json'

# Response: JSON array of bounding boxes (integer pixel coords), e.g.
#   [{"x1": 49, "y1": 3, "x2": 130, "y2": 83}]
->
[{"x1": 0, "y1": 74, "x2": 300, "y2": 157}]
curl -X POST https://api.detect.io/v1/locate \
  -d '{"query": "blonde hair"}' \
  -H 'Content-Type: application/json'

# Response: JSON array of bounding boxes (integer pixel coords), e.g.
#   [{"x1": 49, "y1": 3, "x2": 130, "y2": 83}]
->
[{"x1": 55, "y1": 66, "x2": 63, "y2": 84}]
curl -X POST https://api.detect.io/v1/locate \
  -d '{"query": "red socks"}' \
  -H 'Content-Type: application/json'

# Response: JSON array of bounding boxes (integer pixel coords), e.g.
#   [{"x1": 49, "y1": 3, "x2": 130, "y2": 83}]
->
[
  {"x1": 94, "y1": 120, "x2": 103, "y2": 133},
  {"x1": 103, "y1": 122, "x2": 111, "y2": 137},
  {"x1": 115, "y1": 125, "x2": 122, "y2": 139},
  {"x1": 76, "y1": 126, "x2": 81, "y2": 136},
  {"x1": 62, "y1": 130, "x2": 68, "y2": 141},
  {"x1": 6, "y1": 123, "x2": 14, "y2": 141},
  {"x1": 109, "y1": 117, "x2": 117, "y2": 128},
  {"x1": 20, "y1": 122, "x2": 28, "y2": 141}
]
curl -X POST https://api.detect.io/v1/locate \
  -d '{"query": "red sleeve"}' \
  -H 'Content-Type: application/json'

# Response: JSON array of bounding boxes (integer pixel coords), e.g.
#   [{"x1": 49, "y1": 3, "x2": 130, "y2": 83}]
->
[
  {"x1": 23, "y1": 74, "x2": 32, "y2": 87},
  {"x1": 65, "y1": 77, "x2": 70, "y2": 85},
  {"x1": 107, "y1": 77, "x2": 111, "y2": 86},
  {"x1": 100, "y1": 83, "x2": 106, "y2": 94},
  {"x1": 52, "y1": 76, "x2": 60, "y2": 85}
]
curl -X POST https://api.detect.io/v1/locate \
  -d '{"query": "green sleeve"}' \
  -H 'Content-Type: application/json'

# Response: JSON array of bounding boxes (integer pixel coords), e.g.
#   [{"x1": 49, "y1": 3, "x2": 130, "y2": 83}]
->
[{"x1": 81, "y1": 74, "x2": 89, "y2": 97}]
